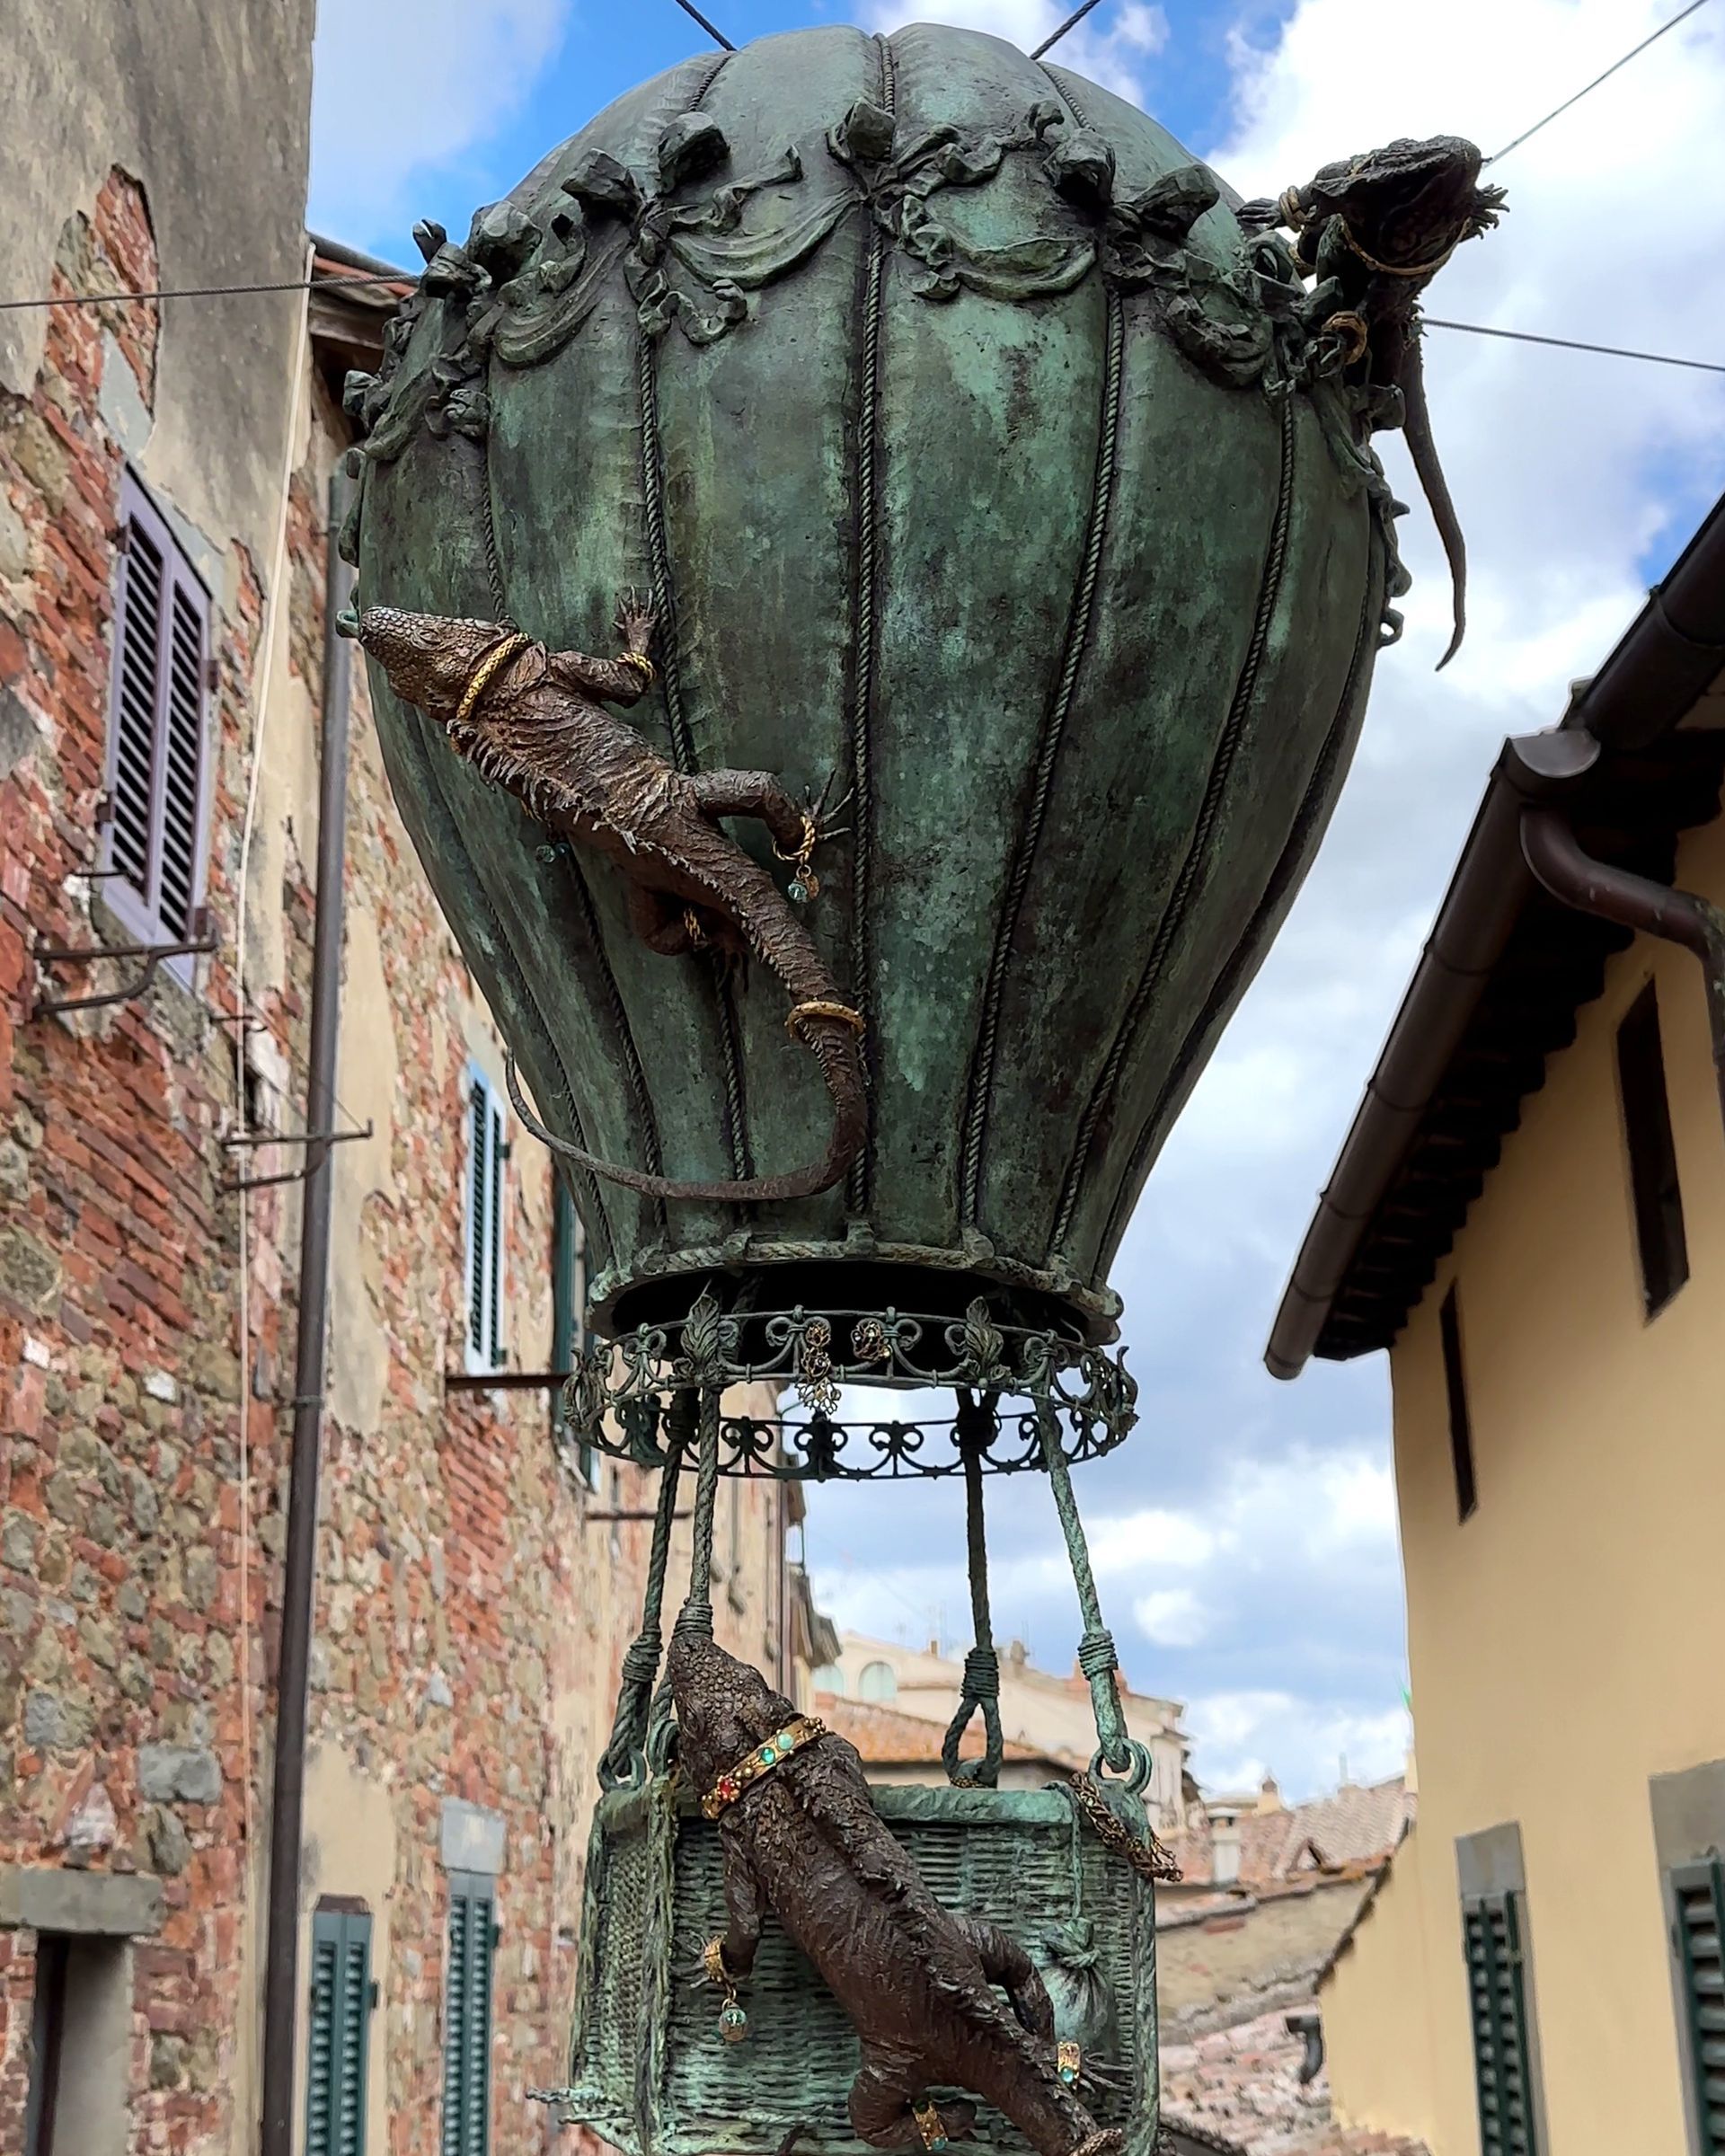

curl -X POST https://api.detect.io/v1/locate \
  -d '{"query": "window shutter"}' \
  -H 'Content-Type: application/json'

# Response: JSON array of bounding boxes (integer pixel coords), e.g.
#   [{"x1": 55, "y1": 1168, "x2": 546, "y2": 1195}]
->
[
  {"x1": 467, "y1": 1085, "x2": 491, "y2": 1365},
  {"x1": 105, "y1": 473, "x2": 209, "y2": 947},
  {"x1": 1464, "y1": 1892, "x2": 1539, "y2": 2153},
  {"x1": 441, "y1": 1875, "x2": 494, "y2": 2156},
  {"x1": 158, "y1": 580, "x2": 207, "y2": 938},
  {"x1": 1673, "y1": 1858, "x2": 1725, "y2": 2153},
  {"x1": 487, "y1": 1091, "x2": 505, "y2": 1368},
  {"x1": 306, "y1": 1907, "x2": 371, "y2": 2156},
  {"x1": 111, "y1": 515, "x2": 164, "y2": 896}
]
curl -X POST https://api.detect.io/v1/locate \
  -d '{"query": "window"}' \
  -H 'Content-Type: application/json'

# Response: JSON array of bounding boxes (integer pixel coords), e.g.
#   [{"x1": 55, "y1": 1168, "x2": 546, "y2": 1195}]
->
[
  {"x1": 1669, "y1": 1857, "x2": 1725, "y2": 2155},
  {"x1": 464, "y1": 1068, "x2": 506, "y2": 1376},
  {"x1": 306, "y1": 1904, "x2": 373, "y2": 2156},
  {"x1": 23, "y1": 1935, "x2": 67, "y2": 2156},
  {"x1": 549, "y1": 1178, "x2": 591, "y2": 1482},
  {"x1": 441, "y1": 1873, "x2": 495, "y2": 2156},
  {"x1": 858, "y1": 1661, "x2": 898, "y2": 1704},
  {"x1": 1617, "y1": 984, "x2": 1689, "y2": 1316},
  {"x1": 1439, "y1": 1286, "x2": 1477, "y2": 1522},
  {"x1": 102, "y1": 471, "x2": 211, "y2": 955},
  {"x1": 810, "y1": 1664, "x2": 845, "y2": 1695},
  {"x1": 1463, "y1": 1893, "x2": 1540, "y2": 2153},
  {"x1": 22, "y1": 1933, "x2": 128, "y2": 2156}
]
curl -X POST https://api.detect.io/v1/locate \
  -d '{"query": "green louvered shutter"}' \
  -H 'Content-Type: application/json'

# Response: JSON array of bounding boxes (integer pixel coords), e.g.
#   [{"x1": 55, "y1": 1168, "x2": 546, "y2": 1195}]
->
[
  {"x1": 441, "y1": 1874, "x2": 495, "y2": 2156},
  {"x1": 1673, "y1": 1858, "x2": 1725, "y2": 2153},
  {"x1": 306, "y1": 1907, "x2": 372, "y2": 2156},
  {"x1": 1464, "y1": 1892, "x2": 1539, "y2": 2154}
]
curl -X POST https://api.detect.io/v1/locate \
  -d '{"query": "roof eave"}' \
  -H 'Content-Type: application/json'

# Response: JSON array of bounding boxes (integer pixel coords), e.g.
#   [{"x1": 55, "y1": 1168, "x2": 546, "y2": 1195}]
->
[{"x1": 1265, "y1": 490, "x2": 1725, "y2": 1380}]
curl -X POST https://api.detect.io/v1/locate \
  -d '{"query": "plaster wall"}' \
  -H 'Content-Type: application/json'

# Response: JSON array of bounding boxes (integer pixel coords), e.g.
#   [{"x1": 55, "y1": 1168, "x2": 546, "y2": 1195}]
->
[
  {"x1": 1322, "y1": 799, "x2": 1725, "y2": 2154},
  {"x1": 1318, "y1": 1833, "x2": 1439, "y2": 2143},
  {"x1": 0, "y1": 0, "x2": 315, "y2": 571}
]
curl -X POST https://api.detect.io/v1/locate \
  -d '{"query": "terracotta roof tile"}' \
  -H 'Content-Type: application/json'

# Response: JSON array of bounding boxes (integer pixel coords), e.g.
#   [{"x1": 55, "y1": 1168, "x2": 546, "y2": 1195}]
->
[{"x1": 815, "y1": 1692, "x2": 1059, "y2": 1768}]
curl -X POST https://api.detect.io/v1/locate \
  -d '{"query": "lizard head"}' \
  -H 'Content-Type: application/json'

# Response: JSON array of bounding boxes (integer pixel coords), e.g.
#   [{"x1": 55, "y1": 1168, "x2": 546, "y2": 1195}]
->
[
  {"x1": 668, "y1": 1630, "x2": 801, "y2": 1795},
  {"x1": 350, "y1": 605, "x2": 515, "y2": 720},
  {"x1": 1295, "y1": 135, "x2": 1505, "y2": 274}
]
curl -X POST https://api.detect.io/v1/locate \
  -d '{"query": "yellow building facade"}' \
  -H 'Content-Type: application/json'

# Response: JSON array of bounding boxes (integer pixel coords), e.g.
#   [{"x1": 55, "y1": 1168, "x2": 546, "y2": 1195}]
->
[{"x1": 1268, "y1": 494, "x2": 1725, "y2": 2156}]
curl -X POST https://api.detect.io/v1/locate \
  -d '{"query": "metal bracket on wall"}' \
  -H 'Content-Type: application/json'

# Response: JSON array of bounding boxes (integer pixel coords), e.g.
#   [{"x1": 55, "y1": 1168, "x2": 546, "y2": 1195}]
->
[
  {"x1": 31, "y1": 927, "x2": 219, "y2": 1016},
  {"x1": 218, "y1": 1123, "x2": 376, "y2": 1196},
  {"x1": 444, "y1": 1368, "x2": 571, "y2": 1394}
]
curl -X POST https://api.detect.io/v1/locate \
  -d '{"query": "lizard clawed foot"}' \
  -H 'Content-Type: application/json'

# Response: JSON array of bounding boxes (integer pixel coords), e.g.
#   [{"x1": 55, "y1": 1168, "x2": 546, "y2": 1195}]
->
[{"x1": 614, "y1": 587, "x2": 658, "y2": 652}]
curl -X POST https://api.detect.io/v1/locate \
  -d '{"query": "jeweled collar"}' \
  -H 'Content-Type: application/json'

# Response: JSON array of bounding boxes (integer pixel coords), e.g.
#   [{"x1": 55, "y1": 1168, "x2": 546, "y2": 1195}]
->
[{"x1": 700, "y1": 1714, "x2": 826, "y2": 1820}]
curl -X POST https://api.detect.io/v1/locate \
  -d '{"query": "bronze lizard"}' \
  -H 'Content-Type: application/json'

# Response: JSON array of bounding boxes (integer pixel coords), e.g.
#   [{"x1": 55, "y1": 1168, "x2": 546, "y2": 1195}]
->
[
  {"x1": 1241, "y1": 136, "x2": 1506, "y2": 669},
  {"x1": 349, "y1": 597, "x2": 866, "y2": 1203},
  {"x1": 669, "y1": 1631, "x2": 1122, "y2": 2156}
]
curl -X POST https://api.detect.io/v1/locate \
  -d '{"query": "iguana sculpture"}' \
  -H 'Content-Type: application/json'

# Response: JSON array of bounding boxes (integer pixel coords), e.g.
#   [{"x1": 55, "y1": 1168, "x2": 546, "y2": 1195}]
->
[
  {"x1": 349, "y1": 597, "x2": 865, "y2": 1202},
  {"x1": 1241, "y1": 136, "x2": 1506, "y2": 669},
  {"x1": 668, "y1": 1630, "x2": 1121, "y2": 2156}
]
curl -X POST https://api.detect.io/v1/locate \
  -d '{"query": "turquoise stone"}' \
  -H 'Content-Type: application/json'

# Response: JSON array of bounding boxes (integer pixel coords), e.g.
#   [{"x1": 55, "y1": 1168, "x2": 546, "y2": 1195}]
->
[{"x1": 760, "y1": 1745, "x2": 776, "y2": 1764}]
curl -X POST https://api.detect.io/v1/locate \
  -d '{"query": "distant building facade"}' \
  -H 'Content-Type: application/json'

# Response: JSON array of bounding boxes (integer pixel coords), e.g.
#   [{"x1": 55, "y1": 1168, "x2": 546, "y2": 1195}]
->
[
  {"x1": 1268, "y1": 491, "x2": 1725, "y2": 2156},
  {"x1": 0, "y1": 27, "x2": 794, "y2": 2156},
  {"x1": 819, "y1": 1630, "x2": 1190, "y2": 1826}
]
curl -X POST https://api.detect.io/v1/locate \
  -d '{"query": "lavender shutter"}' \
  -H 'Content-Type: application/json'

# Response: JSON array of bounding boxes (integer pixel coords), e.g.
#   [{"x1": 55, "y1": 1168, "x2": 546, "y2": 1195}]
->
[{"x1": 104, "y1": 472, "x2": 210, "y2": 948}]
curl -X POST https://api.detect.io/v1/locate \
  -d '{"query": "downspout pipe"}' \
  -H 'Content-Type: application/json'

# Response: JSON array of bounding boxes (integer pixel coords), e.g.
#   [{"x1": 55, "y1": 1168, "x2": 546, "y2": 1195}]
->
[
  {"x1": 260, "y1": 470, "x2": 355, "y2": 2156},
  {"x1": 1520, "y1": 806, "x2": 1725, "y2": 1144}
]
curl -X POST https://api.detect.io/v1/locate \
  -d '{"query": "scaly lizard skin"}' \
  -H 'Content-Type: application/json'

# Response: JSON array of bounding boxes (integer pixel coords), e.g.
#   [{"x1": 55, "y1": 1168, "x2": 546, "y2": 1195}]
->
[
  {"x1": 1241, "y1": 136, "x2": 1506, "y2": 669},
  {"x1": 669, "y1": 1632, "x2": 1122, "y2": 2156},
  {"x1": 350, "y1": 598, "x2": 865, "y2": 1203}
]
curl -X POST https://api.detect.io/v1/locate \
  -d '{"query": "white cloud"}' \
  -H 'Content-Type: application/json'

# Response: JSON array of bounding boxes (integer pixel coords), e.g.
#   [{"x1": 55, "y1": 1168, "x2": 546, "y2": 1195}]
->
[
  {"x1": 858, "y1": 0, "x2": 1169, "y2": 106},
  {"x1": 309, "y1": 0, "x2": 571, "y2": 245},
  {"x1": 1135, "y1": 1586, "x2": 1208, "y2": 1646},
  {"x1": 1189, "y1": 1692, "x2": 1410, "y2": 1798}
]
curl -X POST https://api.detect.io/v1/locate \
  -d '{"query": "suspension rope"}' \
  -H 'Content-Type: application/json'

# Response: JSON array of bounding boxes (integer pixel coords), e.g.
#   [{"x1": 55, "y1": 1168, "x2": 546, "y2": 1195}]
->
[
  {"x1": 942, "y1": 1392, "x2": 1004, "y2": 1788},
  {"x1": 1489, "y1": 0, "x2": 1714, "y2": 163},
  {"x1": 597, "y1": 1398, "x2": 694, "y2": 1790},
  {"x1": 1035, "y1": 1401, "x2": 1130, "y2": 1773},
  {"x1": 675, "y1": 1384, "x2": 724, "y2": 1640}
]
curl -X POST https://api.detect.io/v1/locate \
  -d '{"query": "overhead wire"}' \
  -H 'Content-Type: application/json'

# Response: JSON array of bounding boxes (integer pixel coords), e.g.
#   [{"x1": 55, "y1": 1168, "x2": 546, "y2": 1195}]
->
[
  {"x1": 1032, "y1": 0, "x2": 1108, "y2": 58},
  {"x1": 1488, "y1": 0, "x2": 1714, "y2": 163},
  {"x1": 1426, "y1": 318, "x2": 1725, "y2": 376},
  {"x1": 670, "y1": 0, "x2": 736, "y2": 51},
  {"x1": 2, "y1": 259, "x2": 1714, "y2": 380}
]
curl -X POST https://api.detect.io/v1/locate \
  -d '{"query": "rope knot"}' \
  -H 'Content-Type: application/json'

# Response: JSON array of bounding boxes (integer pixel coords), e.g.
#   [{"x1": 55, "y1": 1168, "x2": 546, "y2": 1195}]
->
[
  {"x1": 1077, "y1": 1628, "x2": 1118, "y2": 1680},
  {"x1": 961, "y1": 1647, "x2": 1000, "y2": 1701},
  {"x1": 621, "y1": 1637, "x2": 663, "y2": 1686}
]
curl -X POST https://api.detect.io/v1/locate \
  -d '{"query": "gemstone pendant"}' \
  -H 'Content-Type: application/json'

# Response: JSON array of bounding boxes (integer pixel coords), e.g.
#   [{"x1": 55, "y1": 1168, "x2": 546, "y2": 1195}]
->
[
  {"x1": 788, "y1": 879, "x2": 809, "y2": 904},
  {"x1": 720, "y1": 2000, "x2": 749, "y2": 2043}
]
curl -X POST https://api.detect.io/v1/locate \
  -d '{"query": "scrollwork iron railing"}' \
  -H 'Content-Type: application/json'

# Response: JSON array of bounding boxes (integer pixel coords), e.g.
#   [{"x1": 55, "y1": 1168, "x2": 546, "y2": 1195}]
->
[{"x1": 563, "y1": 1293, "x2": 1137, "y2": 1480}]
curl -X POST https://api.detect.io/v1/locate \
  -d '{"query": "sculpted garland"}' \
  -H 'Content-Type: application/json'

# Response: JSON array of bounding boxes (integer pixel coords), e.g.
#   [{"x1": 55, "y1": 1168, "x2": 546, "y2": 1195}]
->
[{"x1": 340, "y1": 106, "x2": 1502, "y2": 1203}]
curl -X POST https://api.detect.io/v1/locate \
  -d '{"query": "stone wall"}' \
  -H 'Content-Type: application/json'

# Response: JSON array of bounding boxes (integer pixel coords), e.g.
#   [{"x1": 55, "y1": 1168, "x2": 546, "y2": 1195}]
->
[{"x1": 0, "y1": 159, "x2": 792, "y2": 2156}]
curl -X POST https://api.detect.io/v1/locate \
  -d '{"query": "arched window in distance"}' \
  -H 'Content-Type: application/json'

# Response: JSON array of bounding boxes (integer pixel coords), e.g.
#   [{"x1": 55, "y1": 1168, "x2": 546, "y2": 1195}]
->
[{"x1": 858, "y1": 1661, "x2": 898, "y2": 1704}]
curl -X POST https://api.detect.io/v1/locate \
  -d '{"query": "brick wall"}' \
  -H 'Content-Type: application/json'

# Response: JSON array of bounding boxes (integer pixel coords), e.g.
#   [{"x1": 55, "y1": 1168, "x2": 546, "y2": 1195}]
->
[{"x1": 0, "y1": 166, "x2": 792, "y2": 2156}]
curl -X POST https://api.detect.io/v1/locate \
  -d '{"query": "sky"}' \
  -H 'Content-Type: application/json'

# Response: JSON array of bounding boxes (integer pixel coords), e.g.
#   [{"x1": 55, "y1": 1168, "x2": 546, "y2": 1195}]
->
[{"x1": 309, "y1": 0, "x2": 1725, "y2": 1801}]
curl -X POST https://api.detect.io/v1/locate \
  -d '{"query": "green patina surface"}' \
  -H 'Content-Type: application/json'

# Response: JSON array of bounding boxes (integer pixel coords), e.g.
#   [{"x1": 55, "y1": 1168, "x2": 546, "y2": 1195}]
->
[
  {"x1": 560, "y1": 1779, "x2": 1158, "y2": 2156},
  {"x1": 348, "y1": 23, "x2": 1392, "y2": 1341}
]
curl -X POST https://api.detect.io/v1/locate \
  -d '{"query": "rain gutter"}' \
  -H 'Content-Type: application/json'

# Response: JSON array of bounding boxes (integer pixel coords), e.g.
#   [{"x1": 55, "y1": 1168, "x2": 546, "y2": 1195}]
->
[
  {"x1": 259, "y1": 472, "x2": 356, "y2": 2156},
  {"x1": 1265, "y1": 494, "x2": 1725, "y2": 1380}
]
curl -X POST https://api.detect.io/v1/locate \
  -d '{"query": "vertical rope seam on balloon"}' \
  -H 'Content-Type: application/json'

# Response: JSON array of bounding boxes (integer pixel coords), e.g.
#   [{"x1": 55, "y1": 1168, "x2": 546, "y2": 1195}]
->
[
  {"x1": 561, "y1": 847, "x2": 671, "y2": 1237},
  {"x1": 1051, "y1": 386, "x2": 1298, "y2": 1252},
  {"x1": 638, "y1": 65, "x2": 754, "y2": 1183},
  {"x1": 845, "y1": 31, "x2": 897, "y2": 1216},
  {"x1": 961, "y1": 64, "x2": 1122, "y2": 1223},
  {"x1": 1094, "y1": 555, "x2": 1376, "y2": 1271}
]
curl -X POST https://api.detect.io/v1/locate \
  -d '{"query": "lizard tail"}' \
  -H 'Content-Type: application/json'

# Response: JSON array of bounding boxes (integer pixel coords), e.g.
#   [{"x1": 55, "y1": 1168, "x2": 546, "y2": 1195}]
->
[
  {"x1": 504, "y1": 1013, "x2": 867, "y2": 1204},
  {"x1": 1401, "y1": 333, "x2": 1468, "y2": 671}
]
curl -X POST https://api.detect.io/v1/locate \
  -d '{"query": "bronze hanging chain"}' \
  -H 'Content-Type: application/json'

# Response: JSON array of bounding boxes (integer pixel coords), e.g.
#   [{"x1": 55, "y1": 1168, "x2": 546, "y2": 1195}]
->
[{"x1": 1066, "y1": 1771, "x2": 1182, "y2": 1884}]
